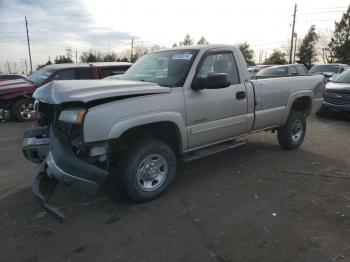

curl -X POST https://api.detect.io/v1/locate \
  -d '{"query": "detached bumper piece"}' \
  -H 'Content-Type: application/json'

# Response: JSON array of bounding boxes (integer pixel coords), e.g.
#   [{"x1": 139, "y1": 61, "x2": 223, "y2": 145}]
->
[
  {"x1": 32, "y1": 162, "x2": 64, "y2": 222},
  {"x1": 32, "y1": 127, "x2": 109, "y2": 221}
]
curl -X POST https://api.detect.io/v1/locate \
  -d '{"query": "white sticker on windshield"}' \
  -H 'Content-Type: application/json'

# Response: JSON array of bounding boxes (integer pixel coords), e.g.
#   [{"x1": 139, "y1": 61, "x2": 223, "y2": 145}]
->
[{"x1": 172, "y1": 53, "x2": 193, "y2": 60}]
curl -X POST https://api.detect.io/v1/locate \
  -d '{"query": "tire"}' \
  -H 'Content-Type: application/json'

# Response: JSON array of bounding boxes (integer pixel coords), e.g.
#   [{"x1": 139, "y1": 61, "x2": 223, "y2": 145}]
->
[
  {"x1": 277, "y1": 111, "x2": 306, "y2": 150},
  {"x1": 10, "y1": 99, "x2": 35, "y2": 122},
  {"x1": 118, "y1": 139, "x2": 177, "y2": 202}
]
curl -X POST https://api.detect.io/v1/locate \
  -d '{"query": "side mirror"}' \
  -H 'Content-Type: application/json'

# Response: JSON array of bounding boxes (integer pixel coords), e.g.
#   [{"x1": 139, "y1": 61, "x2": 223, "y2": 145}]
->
[
  {"x1": 323, "y1": 72, "x2": 335, "y2": 78},
  {"x1": 192, "y1": 73, "x2": 231, "y2": 90}
]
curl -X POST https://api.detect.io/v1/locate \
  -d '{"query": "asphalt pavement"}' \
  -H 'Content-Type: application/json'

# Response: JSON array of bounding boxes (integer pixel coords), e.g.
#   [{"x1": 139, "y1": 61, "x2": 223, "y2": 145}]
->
[{"x1": 0, "y1": 115, "x2": 350, "y2": 262}]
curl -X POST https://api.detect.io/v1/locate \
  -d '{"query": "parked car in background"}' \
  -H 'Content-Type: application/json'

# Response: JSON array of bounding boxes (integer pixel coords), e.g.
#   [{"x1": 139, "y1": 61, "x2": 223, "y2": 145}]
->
[
  {"x1": 319, "y1": 69, "x2": 350, "y2": 115},
  {"x1": 0, "y1": 74, "x2": 27, "y2": 82},
  {"x1": 0, "y1": 62, "x2": 131, "y2": 122},
  {"x1": 309, "y1": 64, "x2": 349, "y2": 81},
  {"x1": 248, "y1": 65, "x2": 271, "y2": 79},
  {"x1": 255, "y1": 64, "x2": 308, "y2": 79}
]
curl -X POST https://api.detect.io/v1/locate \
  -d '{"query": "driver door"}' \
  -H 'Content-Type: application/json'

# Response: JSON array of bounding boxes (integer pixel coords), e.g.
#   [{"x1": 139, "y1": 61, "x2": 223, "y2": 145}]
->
[{"x1": 185, "y1": 51, "x2": 249, "y2": 149}]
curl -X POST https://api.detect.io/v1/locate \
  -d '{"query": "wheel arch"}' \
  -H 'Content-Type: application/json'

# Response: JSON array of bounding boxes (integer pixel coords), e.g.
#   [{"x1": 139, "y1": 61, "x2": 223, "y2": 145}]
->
[
  {"x1": 283, "y1": 91, "x2": 313, "y2": 124},
  {"x1": 108, "y1": 112, "x2": 188, "y2": 155}
]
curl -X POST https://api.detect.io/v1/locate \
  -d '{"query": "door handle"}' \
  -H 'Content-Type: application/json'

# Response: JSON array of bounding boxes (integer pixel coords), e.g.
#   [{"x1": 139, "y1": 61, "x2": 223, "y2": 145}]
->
[{"x1": 236, "y1": 91, "x2": 247, "y2": 100}]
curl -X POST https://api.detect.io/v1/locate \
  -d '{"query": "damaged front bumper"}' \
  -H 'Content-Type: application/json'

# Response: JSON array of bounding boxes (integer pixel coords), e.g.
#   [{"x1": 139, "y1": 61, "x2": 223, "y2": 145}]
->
[
  {"x1": 22, "y1": 126, "x2": 50, "y2": 163},
  {"x1": 30, "y1": 127, "x2": 109, "y2": 221}
]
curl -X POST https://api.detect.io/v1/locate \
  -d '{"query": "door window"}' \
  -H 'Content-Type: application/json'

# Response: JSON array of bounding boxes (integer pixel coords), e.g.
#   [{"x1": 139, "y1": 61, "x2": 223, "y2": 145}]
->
[
  {"x1": 196, "y1": 52, "x2": 240, "y2": 85},
  {"x1": 54, "y1": 68, "x2": 95, "y2": 80},
  {"x1": 75, "y1": 68, "x2": 95, "y2": 79},
  {"x1": 289, "y1": 66, "x2": 298, "y2": 76},
  {"x1": 296, "y1": 65, "x2": 307, "y2": 75}
]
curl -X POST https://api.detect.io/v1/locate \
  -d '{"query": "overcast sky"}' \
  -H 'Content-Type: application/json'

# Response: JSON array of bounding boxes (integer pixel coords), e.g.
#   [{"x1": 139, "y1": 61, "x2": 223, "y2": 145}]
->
[{"x1": 0, "y1": 0, "x2": 349, "y2": 73}]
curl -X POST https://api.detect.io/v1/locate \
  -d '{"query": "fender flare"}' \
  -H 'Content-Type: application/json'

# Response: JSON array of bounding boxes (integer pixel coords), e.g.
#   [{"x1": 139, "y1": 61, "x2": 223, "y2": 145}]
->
[
  {"x1": 282, "y1": 90, "x2": 313, "y2": 124},
  {"x1": 108, "y1": 112, "x2": 188, "y2": 153}
]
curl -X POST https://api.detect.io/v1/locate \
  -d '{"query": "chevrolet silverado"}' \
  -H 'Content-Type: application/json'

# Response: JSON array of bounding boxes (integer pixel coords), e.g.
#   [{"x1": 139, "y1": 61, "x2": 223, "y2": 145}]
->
[{"x1": 22, "y1": 45, "x2": 324, "y2": 220}]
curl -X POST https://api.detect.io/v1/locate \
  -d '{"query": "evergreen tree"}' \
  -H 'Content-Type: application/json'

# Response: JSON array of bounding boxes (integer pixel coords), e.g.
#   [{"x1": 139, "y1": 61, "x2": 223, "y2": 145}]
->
[
  {"x1": 36, "y1": 60, "x2": 52, "y2": 70},
  {"x1": 236, "y1": 42, "x2": 255, "y2": 66},
  {"x1": 328, "y1": 6, "x2": 350, "y2": 64},
  {"x1": 54, "y1": 55, "x2": 73, "y2": 64},
  {"x1": 264, "y1": 49, "x2": 288, "y2": 65},
  {"x1": 297, "y1": 25, "x2": 319, "y2": 67},
  {"x1": 197, "y1": 36, "x2": 209, "y2": 45},
  {"x1": 182, "y1": 34, "x2": 194, "y2": 46}
]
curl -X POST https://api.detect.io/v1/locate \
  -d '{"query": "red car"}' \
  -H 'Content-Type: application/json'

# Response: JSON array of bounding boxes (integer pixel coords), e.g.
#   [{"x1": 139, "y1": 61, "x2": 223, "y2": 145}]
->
[
  {"x1": 0, "y1": 62, "x2": 131, "y2": 122},
  {"x1": 0, "y1": 74, "x2": 27, "y2": 82}
]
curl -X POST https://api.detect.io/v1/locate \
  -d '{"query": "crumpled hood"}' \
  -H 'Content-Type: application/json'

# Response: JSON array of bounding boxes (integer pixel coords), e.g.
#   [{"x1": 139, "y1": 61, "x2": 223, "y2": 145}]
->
[{"x1": 33, "y1": 79, "x2": 171, "y2": 104}]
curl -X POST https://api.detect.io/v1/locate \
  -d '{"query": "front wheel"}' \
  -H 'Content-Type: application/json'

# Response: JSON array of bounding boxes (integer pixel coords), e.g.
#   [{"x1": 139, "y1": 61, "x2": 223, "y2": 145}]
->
[
  {"x1": 277, "y1": 111, "x2": 306, "y2": 150},
  {"x1": 11, "y1": 99, "x2": 35, "y2": 122},
  {"x1": 118, "y1": 139, "x2": 177, "y2": 202}
]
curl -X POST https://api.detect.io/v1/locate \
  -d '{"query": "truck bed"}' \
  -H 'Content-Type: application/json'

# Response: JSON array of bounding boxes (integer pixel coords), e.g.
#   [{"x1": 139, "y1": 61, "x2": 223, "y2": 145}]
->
[{"x1": 251, "y1": 75, "x2": 324, "y2": 131}]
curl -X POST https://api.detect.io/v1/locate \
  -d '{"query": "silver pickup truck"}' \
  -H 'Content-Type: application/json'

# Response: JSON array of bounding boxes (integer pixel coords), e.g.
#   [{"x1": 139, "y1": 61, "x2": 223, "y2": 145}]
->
[{"x1": 22, "y1": 45, "x2": 324, "y2": 220}]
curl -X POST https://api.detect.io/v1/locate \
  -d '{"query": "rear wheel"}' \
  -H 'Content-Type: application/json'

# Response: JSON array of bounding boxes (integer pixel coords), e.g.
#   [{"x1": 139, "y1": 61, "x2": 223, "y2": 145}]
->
[
  {"x1": 118, "y1": 139, "x2": 177, "y2": 202},
  {"x1": 277, "y1": 111, "x2": 306, "y2": 150},
  {"x1": 11, "y1": 99, "x2": 34, "y2": 122}
]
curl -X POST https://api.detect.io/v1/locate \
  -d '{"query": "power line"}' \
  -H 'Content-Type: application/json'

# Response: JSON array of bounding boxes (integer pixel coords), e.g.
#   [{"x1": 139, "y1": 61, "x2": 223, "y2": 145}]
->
[
  {"x1": 296, "y1": 19, "x2": 336, "y2": 23},
  {"x1": 299, "y1": 10, "x2": 344, "y2": 15}
]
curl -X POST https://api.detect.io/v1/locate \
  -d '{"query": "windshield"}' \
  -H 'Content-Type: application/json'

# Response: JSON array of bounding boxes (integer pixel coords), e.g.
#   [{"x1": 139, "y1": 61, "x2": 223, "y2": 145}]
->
[
  {"x1": 27, "y1": 67, "x2": 55, "y2": 85},
  {"x1": 257, "y1": 66, "x2": 288, "y2": 76},
  {"x1": 120, "y1": 49, "x2": 199, "y2": 87},
  {"x1": 310, "y1": 65, "x2": 339, "y2": 74},
  {"x1": 333, "y1": 70, "x2": 350, "y2": 83}
]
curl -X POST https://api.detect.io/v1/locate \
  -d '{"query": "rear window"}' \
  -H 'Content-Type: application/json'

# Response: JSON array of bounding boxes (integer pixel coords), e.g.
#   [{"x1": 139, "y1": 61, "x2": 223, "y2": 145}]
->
[
  {"x1": 310, "y1": 65, "x2": 339, "y2": 74},
  {"x1": 101, "y1": 66, "x2": 130, "y2": 78},
  {"x1": 257, "y1": 66, "x2": 288, "y2": 76},
  {"x1": 296, "y1": 65, "x2": 307, "y2": 75}
]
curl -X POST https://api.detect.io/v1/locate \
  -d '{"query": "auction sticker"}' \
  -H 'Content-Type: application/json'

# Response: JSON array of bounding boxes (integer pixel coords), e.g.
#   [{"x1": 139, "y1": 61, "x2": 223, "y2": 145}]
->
[{"x1": 172, "y1": 53, "x2": 193, "y2": 60}]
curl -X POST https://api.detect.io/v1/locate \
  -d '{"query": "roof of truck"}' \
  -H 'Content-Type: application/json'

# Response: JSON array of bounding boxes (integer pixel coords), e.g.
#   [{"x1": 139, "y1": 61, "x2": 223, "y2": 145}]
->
[
  {"x1": 43, "y1": 62, "x2": 132, "y2": 70},
  {"x1": 152, "y1": 44, "x2": 237, "y2": 53}
]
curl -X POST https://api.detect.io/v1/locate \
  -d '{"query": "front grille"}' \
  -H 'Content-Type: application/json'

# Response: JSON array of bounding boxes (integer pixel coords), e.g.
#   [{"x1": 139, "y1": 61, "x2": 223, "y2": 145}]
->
[
  {"x1": 325, "y1": 91, "x2": 350, "y2": 106},
  {"x1": 37, "y1": 102, "x2": 57, "y2": 126}
]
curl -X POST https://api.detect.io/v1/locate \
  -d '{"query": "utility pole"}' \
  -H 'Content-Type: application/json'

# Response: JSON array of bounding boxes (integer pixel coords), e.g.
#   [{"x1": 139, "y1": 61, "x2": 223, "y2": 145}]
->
[
  {"x1": 25, "y1": 17, "x2": 33, "y2": 74},
  {"x1": 131, "y1": 37, "x2": 134, "y2": 62},
  {"x1": 65, "y1": 46, "x2": 72, "y2": 61},
  {"x1": 6, "y1": 60, "x2": 11, "y2": 74},
  {"x1": 289, "y1": 4, "x2": 297, "y2": 64},
  {"x1": 24, "y1": 59, "x2": 28, "y2": 75},
  {"x1": 75, "y1": 50, "x2": 78, "y2": 63},
  {"x1": 293, "y1": 33, "x2": 297, "y2": 63}
]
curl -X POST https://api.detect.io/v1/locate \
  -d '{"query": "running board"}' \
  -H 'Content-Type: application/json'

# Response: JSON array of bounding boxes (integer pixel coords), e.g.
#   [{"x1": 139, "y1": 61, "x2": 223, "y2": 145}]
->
[{"x1": 182, "y1": 140, "x2": 247, "y2": 162}]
